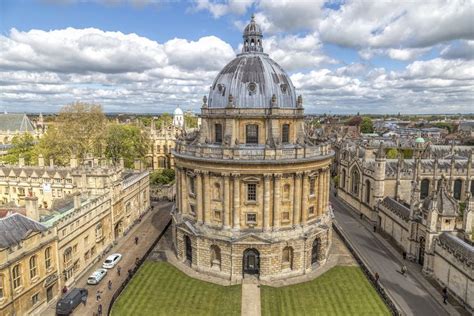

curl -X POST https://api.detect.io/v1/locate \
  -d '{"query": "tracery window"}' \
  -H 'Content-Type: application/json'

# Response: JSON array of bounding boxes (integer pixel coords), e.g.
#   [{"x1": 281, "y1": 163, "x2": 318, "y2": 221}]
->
[{"x1": 351, "y1": 168, "x2": 360, "y2": 195}]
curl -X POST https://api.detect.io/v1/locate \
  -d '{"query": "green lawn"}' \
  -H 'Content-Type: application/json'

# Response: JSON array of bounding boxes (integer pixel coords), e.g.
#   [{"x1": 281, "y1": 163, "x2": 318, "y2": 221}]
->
[
  {"x1": 112, "y1": 262, "x2": 241, "y2": 316},
  {"x1": 261, "y1": 266, "x2": 390, "y2": 316}
]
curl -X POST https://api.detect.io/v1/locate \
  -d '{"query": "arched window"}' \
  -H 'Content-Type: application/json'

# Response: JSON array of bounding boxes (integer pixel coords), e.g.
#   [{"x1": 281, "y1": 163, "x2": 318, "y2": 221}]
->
[
  {"x1": 210, "y1": 245, "x2": 221, "y2": 269},
  {"x1": 0, "y1": 274, "x2": 4, "y2": 299},
  {"x1": 365, "y1": 180, "x2": 371, "y2": 203},
  {"x1": 282, "y1": 246, "x2": 293, "y2": 270},
  {"x1": 213, "y1": 183, "x2": 221, "y2": 200},
  {"x1": 188, "y1": 176, "x2": 195, "y2": 195},
  {"x1": 281, "y1": 124, "x2": 290, "y2": 144},
  {"x1": 246, "y1": 124, "x2": 259, "y2": 144},
  {"x1": 341, "y1": 169, "x2": 346, "y2": 189},
  {"x1": 12, "y1": 265, "x2": 21, "y2": 289},
  {"x1": 351, "y1": 168, "x2": 360, "y2": 195},
  {"x1": 29, "y1": 256, "x2": 38, "y2": 279},
  {"x1": 309, "y1": 177, "x2": 316, "y2": 196},
  {"x1": 45, "y1": 247, "x2": 52, "y2": 269},
  {"x1": 420, "y1": 179, "x2": 430, "y2": 199},
  {"x1": 215, "y1": 123, "x2": 223, "y2": 144},
  {"x1": 283, "y1": 184, "x2": 291, "y2": 200},
  {"x1": 453, "y1": 179, "x2": 462, "y2": 200}
]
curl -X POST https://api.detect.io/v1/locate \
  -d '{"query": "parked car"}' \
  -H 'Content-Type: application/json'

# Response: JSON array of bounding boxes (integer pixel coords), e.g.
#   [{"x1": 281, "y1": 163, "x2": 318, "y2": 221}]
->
[
  {"x1": 56, "y1": 288, "x2": 88, "y2": 315},
  {"x1": 103, "y1": 253, "x2": 122, "y2": 269},
  {"x1": 87, "y1": 268, "x2": 108, "y2": 285}
]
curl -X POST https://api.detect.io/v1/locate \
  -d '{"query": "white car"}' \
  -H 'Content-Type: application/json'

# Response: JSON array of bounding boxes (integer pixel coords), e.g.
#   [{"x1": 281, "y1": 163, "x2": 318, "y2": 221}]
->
[
  {"x1": 102, "y1": 253, "x2": 122, "y2": 269},
  {"x1": 87, "y1": 268, "x2": 107, "y2": 285}
]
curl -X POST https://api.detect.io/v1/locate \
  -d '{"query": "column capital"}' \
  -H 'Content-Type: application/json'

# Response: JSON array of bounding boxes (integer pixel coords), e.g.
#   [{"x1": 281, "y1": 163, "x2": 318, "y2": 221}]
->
[
  {"x1": 295, "y1": 172, "x2": 303, "y2": 178},
  {"x1": 222, "y1": 172, "x2": 231, "y2": 177},
  {"x1": 303, "y1": 170, "x2": 311, "y2": 176},
  {"x1": 231, "y1": 173, "x2": 241, "y2": 178},
  {"x1": 201, "y1": 170, "x2": 210, "y2": 175},
  {"x1": 273, "y1": 173, "x2": 283, "y2": 179},
  {"x1": 263, "y1": 173, "x2": 272, "y2": 180}
]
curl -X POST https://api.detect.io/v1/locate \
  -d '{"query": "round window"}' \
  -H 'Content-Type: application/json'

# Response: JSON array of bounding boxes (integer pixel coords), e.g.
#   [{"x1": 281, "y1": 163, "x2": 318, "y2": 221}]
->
[
  {"x1": 248, "y1": 82, "x2": 257, "y2": 93},
  {"x1": 280, "y1": 84, "x2": 288, "y2": 93}
]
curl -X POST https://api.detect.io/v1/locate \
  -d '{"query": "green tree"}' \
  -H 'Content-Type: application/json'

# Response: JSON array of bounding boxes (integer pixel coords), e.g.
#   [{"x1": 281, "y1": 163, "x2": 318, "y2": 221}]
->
[
  {"x1": 1, "y1": 133, "x2": 36, "y2": 164},
  {"x1": 155, "y1": 113, "x2": 172, "y2": 129},
  {"x1": 184, "y1": 113, "x2": 198, "y2": 129},
  {"x1": 386, "y1": 148, "x2": 399, "y2": 159},
  {"x1": 360, "y1": 117, "x2": 374, "y2": 133},
  {"x1": 105, "y1": 124, "x2": 150, "y2": 168},
  {"x1": 150, "y1": 169, "x2": 175, "y2": 185}
]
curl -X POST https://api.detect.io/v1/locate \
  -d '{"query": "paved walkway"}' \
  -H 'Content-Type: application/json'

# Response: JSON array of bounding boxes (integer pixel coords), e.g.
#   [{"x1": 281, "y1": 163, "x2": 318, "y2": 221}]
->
[
  {"x1": 241, "y1": 278, "x2": 261, "y2": 316},
  {"x1": 331, "y1": 195, "x2": 461, "y2": 316},
  {"x1": 42, "y1": 201, "x2": 172, "y2": 316}
]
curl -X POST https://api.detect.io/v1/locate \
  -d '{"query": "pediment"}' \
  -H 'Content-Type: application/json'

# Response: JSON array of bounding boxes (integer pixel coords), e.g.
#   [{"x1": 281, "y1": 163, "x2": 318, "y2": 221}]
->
[{"x1": 234, "y1": 233, "x2": 271, "y2": 244}]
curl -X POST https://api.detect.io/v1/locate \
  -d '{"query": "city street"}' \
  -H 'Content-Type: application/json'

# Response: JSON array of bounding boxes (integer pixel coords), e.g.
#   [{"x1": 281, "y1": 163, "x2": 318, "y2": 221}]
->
[
  {"x1": 43, "y1": 201, "x2": 172, "y2": 316},
  {"x1": 330, "y1": 195, "x2": 456, "y2": 316}
]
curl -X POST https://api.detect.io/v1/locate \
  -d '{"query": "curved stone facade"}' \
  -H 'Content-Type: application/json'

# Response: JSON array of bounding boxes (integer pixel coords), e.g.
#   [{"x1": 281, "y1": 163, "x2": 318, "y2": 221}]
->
[{"x1": 171, "y1": 16, "x2": 333, "y2": 282}]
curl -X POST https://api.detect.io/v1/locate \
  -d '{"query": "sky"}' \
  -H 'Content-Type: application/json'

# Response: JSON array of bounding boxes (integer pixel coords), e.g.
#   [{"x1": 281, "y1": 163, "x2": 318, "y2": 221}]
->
[{"x1": 0, "y1": 0, "x2": 473, "y2": 114}]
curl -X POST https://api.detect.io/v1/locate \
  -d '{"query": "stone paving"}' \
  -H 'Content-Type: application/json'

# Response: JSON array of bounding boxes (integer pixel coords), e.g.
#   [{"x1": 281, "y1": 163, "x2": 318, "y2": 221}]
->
[
  {"x1": 241, "y1": 277, "x2": 261, "y2": 316},
  {"x1": 42, "y1": 201, "x2": 172, "y2": 316}
]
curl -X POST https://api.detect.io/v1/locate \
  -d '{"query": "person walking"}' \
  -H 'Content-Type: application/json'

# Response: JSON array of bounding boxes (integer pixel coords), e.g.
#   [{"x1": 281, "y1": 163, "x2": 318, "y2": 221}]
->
[
  {"x1": 442, "y1": 287, "x2": 448, "y2": 304},
  {"x1": 108, "y1": 280, "x2": 112, "y2": 291},
  {"x1": 98, "y1": 303, "x2": 103, "y2": 316},
  {"x1": 117, "y1": 265, "x2": 121, "y2": 276},
  {"x1": 401, "y1": 265, "x2": 407, "y2": 276},
  {"x1": 96, "y1": 290, "x2": 101, "y2": 302},
  {"x1": 135, "y1": 236, "x2": 139, "y2": 245},
  {"x1": 374, "y1": 272, "x2": 380, "y2": 283},
  {"x1": 81, "y1": 295, "x2": 87, "y2": 306}
]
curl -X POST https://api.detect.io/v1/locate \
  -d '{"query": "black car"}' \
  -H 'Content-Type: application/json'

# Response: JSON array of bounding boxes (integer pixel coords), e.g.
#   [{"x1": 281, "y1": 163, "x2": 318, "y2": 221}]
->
[{"x1": 56, "y1": 288, "x2": 88, "y2": 315}]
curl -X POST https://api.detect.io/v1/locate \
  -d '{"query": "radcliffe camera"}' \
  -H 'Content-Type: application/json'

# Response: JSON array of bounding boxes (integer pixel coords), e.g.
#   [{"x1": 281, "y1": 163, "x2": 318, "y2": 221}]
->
[{"x1": 0, "y1": 2, "x2": 472, "y2": 316}]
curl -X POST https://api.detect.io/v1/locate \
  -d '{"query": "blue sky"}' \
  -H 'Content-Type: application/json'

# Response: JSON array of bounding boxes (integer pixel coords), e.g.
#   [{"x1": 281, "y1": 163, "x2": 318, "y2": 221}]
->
[{"x1": 0, "y1": 0, "x2": 473, "y2": 114}]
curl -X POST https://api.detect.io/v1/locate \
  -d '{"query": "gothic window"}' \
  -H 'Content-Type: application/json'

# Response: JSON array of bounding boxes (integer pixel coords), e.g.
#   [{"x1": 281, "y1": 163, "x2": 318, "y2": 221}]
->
[
  {"x1": 420, "y1": 179, "x2": 430, "y2": 199},
  {"x1": 247, "y1": 183, "x2": 257, "y2": 201},
  {"x1": 215, "y1": 123, "x2": 223, "y2": 143},
  {"x1": 351, "y1": 168, "x2": 360, "y2": 195},
  {"x1": 365, "y1": 180, "x2": 371, "y2": 203},
  {"x1": 341, "y1": 169, "x2": 346, "y2": 189},
  {"x1": 282, "y1": 124, "x2": 290, "y2": 144},
  {"x1": 283, "y1": 184, "x2": 291, "y2": 200},
  {"x1": 12, "y1": 265, "x2": 21, "y2": 289},
  {"x1": 210, "y1": 245, "x2": 221, "y2": 269},
  {"x1": 246, "y1": 124, "x2": 259, "y2": 144},
  {"x1": 309, "y1": 177, "x2": 316, "y2": 196},
  {"x1": 213, "y1": 183, "x2": 221, "y2": 200},
  {"x1": 282, "y1": 246, "x2": 293, "y2": 270},
  {"x1": 95, "y1": 223, "x2": 103, "y2": 239},
  {"x1": 453, "y1": 179, "x2": 462, "y2": 200},
  {"x1": 29, "y1": 256, "x2": 38, "y2": 279}
]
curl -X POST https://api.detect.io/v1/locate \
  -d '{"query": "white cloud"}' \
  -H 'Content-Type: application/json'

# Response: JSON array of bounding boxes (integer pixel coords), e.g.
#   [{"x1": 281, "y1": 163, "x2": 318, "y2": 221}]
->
[
  {"x1": 441, "y1": 40, "x2": 474, "y2": 60},
  {"x1": 192, "y1": 0, "x2": 254, "y2": 18}
]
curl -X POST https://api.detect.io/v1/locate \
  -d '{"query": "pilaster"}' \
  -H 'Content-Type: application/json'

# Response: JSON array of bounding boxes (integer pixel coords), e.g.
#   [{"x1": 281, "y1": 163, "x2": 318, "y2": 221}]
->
[
  {"x1": 232, "y1": 173, "x2": 240, "y2": 230},
  {"x1": 263, "y1": 174, "x2": 272, "y2": 231}
]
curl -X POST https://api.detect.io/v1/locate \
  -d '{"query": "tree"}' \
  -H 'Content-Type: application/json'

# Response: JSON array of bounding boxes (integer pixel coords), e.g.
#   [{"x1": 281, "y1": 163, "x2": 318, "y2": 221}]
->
[
  {"x1": 184, "y1": 113, "x2": 198, "y2": 129},
  {"x1": 150, "y1": 169, "x2": 175, "y2": 185},
  {"x1": 105, "y1": 124, "x2": 150, "y2": 168},
  {"x1": 35, "y1": 102, "x2": 108, "y2": 165},
  {"x1": 386, "y1": 148, "x2": 399, "y2": 159},
  {"x1": 360, "y1": 117, "x2": 374, "y2": 133},
  {"x1": 155, "y1": 113, "x2": 172, "y2": 129},
  {"x1": 1, "y1": 133, "x2": 36, "y2": 165}
]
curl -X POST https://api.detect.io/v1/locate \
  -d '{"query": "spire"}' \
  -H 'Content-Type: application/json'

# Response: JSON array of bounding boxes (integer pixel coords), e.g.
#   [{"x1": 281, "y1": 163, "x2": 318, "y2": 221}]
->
[{"x1": 242, "y1": 14, "x2": 263, "y2": 53}]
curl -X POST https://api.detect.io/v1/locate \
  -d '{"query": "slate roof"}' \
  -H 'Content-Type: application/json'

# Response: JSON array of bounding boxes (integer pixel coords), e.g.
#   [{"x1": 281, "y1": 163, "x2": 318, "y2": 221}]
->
[
  {"x1": 380, "y1": 197, "x2": 411, "y2": 221},
  {"x1": 0, "y1": 213, "x2": 47, "y2": 248},
  {"x1": 437, "y1": 233, "x2": 474, "y2": 266},
  {"x1": 0, "y1": 113, "x2": 35, "y2": 132},
  {"x1": 422, "y1": 180, "x2": 459, "y2": 217}
]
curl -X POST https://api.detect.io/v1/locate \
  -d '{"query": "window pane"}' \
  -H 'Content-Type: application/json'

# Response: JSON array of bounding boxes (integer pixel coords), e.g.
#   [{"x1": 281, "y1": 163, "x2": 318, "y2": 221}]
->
[
  {"x1": 246, "y1": 125, "x2": 258, "y2": 144},
  {"x1": 247, "y1": 184, "x2": 257, "y2": 201},
  {"x1": 282, "y1": 124, "x2": 289, "y2": 143},
  {"x1": 215, "y1": 124, "x2": 223, "y2": 143}
]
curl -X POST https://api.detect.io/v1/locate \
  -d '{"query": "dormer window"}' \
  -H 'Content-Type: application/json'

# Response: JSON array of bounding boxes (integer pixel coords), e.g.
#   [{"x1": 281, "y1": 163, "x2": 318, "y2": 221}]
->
[
  {"x1": 248, "y1": 82, "x2": 257, "y2": 95},
  {"x1": 246, "y1": 124, "x2": 258, "y2": 144}
]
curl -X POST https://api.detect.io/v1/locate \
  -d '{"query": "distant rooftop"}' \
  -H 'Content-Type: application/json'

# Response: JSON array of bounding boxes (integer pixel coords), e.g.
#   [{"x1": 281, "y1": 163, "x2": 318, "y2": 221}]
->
[{"x1": 0, "y1": 113, "x2": 35, "y2": 132}]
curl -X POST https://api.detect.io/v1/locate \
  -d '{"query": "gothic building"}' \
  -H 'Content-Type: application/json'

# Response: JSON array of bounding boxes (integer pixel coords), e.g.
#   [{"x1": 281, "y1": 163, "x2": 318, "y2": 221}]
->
[{"x1": 171, "y1": 16, "x2": 334, "y2": 281}]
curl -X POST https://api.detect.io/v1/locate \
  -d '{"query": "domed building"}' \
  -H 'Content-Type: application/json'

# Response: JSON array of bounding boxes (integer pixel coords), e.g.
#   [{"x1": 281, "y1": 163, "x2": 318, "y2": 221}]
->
[
  {"x1": 173, "y1": 106, "x2": 184, "y2": 128},
  {"x1": 172, "y1": 16, "x2": 334, "y2": 281}
]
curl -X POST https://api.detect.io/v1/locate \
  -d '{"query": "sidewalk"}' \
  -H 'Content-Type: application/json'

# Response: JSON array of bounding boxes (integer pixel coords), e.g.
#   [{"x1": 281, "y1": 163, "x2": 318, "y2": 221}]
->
[
  {"x1": 331, "y1": 195, "x2": 465, "y2": 316},
  {"x1": 241, "y1": 278, "x2": 261, "y2": 316},
  {"x1": 42, "y1": 201, "x2": 172, "y2": 316}
]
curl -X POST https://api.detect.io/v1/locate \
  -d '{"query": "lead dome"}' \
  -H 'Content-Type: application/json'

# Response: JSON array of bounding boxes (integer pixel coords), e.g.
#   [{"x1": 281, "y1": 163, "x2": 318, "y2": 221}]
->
[{"x1": 208, "y1": 15, "x2": 297, "y2": 109}]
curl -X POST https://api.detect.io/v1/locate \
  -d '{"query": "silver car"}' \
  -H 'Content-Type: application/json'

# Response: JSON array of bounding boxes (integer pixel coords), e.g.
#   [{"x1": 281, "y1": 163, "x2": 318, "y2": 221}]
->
[{"x1": 87, "y1": 268, "x2": 107, "y2": 285}]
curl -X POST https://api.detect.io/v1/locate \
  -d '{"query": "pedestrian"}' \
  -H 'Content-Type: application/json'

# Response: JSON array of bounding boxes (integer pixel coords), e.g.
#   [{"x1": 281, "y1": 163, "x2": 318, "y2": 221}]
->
[
  {"x1": 442, "y1": 287, "x2": 448, "y2": 304},
  {"x1": 135, "y1": 236, "x2": 139, "y2": 245},
  {"x1": 96, "y1": 290, "x2": 101, "y2": 302},
  {"x1": 62, "y1": 285, "x2": 68, "y2": 294},
  {"x1": 81, "y1": 295, "x2": 87, "y2": 306},
  {"x1": 98, "y1": 303, "x2": 103, "y2": 316},
  {"x1": 360, "y1": 213, "x2": 363, "y2": 220},
  {"x1": 375, "y1": 272, "x2": 379, "y2": 283},
  {"x1": 117, "y1": 265, "x2": 121, "y2": 276},
  {"x1": 108, "y1": 280, "x2": 112, "y2": 291},
  {"x1": 402, "y1": 251, "x2": 407, "y2": 260},
  {"x1": 135, "y1": 257, "x2": 140, "y2": 266},
  {"x1": 373, "y1": 225, "x2": 377, "y2": 232},
  {"x1": 401, "y1": 265, "x2": 407, "y2": 276}
]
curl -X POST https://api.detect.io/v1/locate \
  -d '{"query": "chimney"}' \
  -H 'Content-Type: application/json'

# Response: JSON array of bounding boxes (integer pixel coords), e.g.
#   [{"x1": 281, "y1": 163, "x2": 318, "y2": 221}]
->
[
  {"x1": 70, "y1": 155, "x2": 78, "y2": 168},
  {"x1": 134, "y1": 159, "x2": 142, "y2": 171},
  {"x1": 49, "y1": 158, "x2": 54, "y2": 167},
  {"x1": 25, "y1": 196, "x2": 39, "y2": 222},
  {"x1": 18, "y1": 156, "x2": 25, "y2": 167},
  {"x1": 73, "y1": 191, "x2": 81, "y2": 210},
  {"x1": 38, "y1": 154, "x2": 45, "y2": 167}
]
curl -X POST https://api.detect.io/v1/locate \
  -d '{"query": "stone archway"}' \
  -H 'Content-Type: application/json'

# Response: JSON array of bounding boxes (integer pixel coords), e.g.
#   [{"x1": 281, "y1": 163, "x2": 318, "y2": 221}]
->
[
  {"x1": 243, "y1": 248, "x2": 260, "y2": 275},
  {"x1": 114, "y1": 220, "x2": 123, "y2": 239},
  {"x1": 311, "y1": 238, "x2": 321, "y2": 265}
]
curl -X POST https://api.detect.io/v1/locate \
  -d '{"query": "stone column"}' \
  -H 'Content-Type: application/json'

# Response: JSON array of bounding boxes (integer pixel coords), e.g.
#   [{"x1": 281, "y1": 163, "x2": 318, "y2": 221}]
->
[
  {"x1": 223, "y1": 173, "x2": 230, "y2": 229},
  {"x1": 175, "y1": 168, "x2": 181, "y2": 212},
  {"x1": 196, "y1": 171, "x2": 203, "y2": 224},
  {"x1": 232, "y1": 173, "x2": 240, "y2": 230},
  {"x1": 273, "y1": 174, "x2": 282, "y2": 230},
  {"x1": 301, "y1": 172, "x2": 309, "y2": 226},
  {"x1": 203, "y1": 171, "x2": 211, "y2": 225},
  {"x1": 181, "y1": 169, "x2": 187, "y2": 214},
  {"x1": 324, "y1": 168, "x2": 329, "y2": 212},
  {"x1": 263, "y1": 174, "x2": 272, "y2": 231},
  {"x1": 293, "y1": 172, "x2": 302, "y2": 226},
  {"x1": 317, "y1": 171, "x2": 323, "y2": 216}
]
